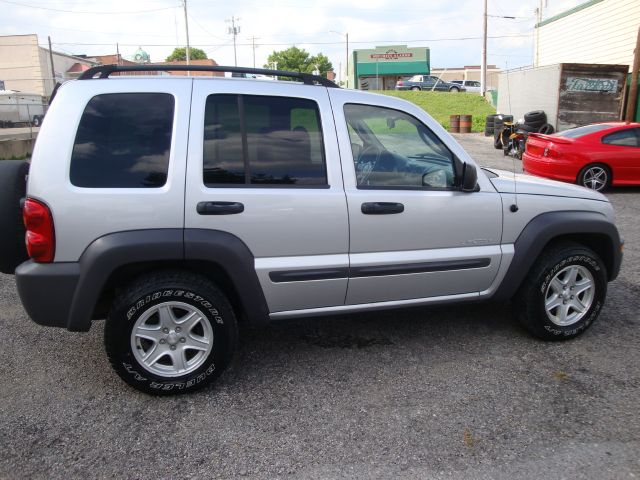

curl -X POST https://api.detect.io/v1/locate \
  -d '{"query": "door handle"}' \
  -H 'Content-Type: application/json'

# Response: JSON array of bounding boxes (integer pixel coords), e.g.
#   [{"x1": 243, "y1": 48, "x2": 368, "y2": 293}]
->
[
  {"x1": 361, "y1": 202, "x2": 404, "y2": 215},
  {"x1": 197, "y1": 201, "x2": 244, "y2": 215}
]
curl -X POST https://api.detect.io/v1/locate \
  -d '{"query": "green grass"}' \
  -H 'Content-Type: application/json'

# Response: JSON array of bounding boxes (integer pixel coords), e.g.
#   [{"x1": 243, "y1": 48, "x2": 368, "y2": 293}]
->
[
  {"x1": 376, "y1": 91, "x2": 496, "y2": 133},
  {"x1": 0, "y1": 154, "x2": 31, "y2": 161}
]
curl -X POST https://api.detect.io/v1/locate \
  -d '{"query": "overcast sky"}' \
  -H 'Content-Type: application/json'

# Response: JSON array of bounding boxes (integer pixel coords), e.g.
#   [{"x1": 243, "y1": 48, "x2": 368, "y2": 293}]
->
[{"x1": 2, "y1": 0, "x2": 584, "y2": 76}]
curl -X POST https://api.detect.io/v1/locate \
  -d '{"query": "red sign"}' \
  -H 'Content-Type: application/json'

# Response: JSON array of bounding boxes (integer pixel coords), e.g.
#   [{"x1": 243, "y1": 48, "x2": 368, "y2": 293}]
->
[{"x1": 370, "y1": 50, "x2": 413, "y2": 60}]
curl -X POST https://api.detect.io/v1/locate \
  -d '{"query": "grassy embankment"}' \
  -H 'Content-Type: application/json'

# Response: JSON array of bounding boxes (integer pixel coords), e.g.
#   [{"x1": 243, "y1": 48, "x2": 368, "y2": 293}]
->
[{"x1": 377, "y1": 91, "x2": 496, "y2": 133}]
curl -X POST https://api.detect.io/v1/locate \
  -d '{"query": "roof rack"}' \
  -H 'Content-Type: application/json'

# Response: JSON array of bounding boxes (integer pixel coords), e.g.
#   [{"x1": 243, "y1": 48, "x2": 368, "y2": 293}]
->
[{"x1": 77, "y1": 64, "x2": 339, "y2": 88}]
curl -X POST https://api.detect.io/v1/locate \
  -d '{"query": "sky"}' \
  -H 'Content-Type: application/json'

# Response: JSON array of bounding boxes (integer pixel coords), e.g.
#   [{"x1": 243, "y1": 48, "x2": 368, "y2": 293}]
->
[{"x1": 2, "y1": 0, "x2": 585, "y2": 79}]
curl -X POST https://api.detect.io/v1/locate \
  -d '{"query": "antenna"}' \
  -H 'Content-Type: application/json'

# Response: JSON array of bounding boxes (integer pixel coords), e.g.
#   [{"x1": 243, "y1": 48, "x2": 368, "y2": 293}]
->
[{"x1": 504, "y1": 60, "x2": 518, "y2": 212}]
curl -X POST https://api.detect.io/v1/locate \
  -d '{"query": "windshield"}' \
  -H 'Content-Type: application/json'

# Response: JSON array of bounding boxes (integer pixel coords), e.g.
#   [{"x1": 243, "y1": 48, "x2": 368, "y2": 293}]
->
[{"x1": 556, "y1": 124, "x2": 613, "y2": 139}]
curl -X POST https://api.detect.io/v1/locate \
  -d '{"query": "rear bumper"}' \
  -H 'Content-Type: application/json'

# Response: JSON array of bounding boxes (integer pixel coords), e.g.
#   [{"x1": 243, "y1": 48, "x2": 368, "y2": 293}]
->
[
  {"x1": 15, "y1": 260, "x2": 82, "y2": 330},
  {"x1": 522, "y1": 153, "x2": 578, "y2": 183}
]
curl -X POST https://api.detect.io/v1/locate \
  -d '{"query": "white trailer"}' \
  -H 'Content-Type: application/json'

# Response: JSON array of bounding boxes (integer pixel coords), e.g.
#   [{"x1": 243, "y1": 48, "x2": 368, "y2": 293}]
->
[{"x1": 0, "y1": 90, "x2": 45, "y2": 128}]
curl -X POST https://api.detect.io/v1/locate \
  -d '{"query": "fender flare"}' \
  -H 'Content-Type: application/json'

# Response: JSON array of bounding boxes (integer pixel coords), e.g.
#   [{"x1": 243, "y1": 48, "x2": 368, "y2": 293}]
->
[
  {"x1": 65, "y1": 229, "x2": 268, "y2": 331},
  {"x1": 491, "y1": 211, "x2": 622, "y2": 301}
]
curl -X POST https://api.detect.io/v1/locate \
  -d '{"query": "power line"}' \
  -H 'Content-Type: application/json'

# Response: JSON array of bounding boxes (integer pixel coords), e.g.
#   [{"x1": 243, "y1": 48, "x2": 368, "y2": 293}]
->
[
  {"x1": 0, "y1": 0, "x2": 178, "y2": 14},
  {"x1": 31, "y1": 33, "x2": 532, "y2": 49}
]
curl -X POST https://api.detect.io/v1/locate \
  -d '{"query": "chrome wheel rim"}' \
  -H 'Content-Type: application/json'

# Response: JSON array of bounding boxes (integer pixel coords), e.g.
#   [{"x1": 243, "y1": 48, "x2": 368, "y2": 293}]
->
[
  {"x1": 131, "y1": 301, "x2": 213, "y2": 377},
  {"x1": 544, "y1": 265, "x2": 595, "y2": 326},
  {"x1": 582, "y1": 167, "x2": 607, "y2": 191}
]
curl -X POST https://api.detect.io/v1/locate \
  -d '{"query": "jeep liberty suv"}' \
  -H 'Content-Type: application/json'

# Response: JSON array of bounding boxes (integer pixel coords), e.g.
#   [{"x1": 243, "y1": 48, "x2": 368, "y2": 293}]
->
[{"x1": 0, "y1": 65, "x2": 623, "y2": 395}]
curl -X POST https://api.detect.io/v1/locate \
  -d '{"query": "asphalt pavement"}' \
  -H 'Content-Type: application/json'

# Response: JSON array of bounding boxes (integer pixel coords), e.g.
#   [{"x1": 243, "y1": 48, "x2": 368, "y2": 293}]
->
[{"x1": 1, "y1": 133, "x2": 639, "y2": 479}]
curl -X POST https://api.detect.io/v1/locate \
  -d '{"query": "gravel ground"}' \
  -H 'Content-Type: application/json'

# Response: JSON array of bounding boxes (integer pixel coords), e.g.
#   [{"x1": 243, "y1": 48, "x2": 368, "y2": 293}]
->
[{"x1": 1, "y1": 133, "x2": 639, "y2": 479}]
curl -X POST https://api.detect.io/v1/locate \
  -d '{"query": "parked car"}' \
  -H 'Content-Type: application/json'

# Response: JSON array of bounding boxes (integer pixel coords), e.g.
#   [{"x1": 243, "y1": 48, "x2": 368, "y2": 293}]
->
[
  {"x1": 395, "y1": 75, "x2": 465, "y2": 92},
  {"x1": 451, "y1": 80, "x2": 481, "y2": 93},
  {"x1": 523, "y1": 122, "x2": 640, "y2": 191},
  {"x1": 0, "y1": 64, "x2": 622, "y2": 395}
]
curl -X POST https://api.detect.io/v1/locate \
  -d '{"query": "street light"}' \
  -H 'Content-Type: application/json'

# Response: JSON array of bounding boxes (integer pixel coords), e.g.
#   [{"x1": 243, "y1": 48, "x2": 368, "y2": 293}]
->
[{"x1": 329, "y1": 30, "x2": 349, "y2": 88}]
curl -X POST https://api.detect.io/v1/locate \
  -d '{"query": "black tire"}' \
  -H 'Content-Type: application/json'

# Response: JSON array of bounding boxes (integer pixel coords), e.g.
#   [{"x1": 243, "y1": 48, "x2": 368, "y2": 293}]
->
[
  {"x1": 484, "y1": 127, "x2": 494, "y2": 137},
  {"x1": 449, "y1": 86, "x2": 460, "y2": 92},
  {"x1": 105, "y1": 270, "x2": 238, "y2": 395},
  {"x1": 32, "y1": 116, "x2": 41, "y2": 127},
  {"x1": 493, "y1": 134, "x2": 503, "y2": 149},
  {"x1": 538, "y1": 123, "x2": 555, "y2": 134},
  {"x1": 524, "y1": 110, "x2": 546, "y2": 124},
  {"x1": 517, "y1": 123, "x2": 537, "y2": 133},
  {"x1": 0, "y1": 160, "x2": 29, "y2": 274},
  {"x1": 513, "y1": 242, "x2": 607, "y2": 340},
  {"x1": 524, "y1": 120, "x2": 545, "y2": 130},
  {"x1": 410, "y1": 86, "x2": 421, "y2": 91},
  {"x1": 578, "y1": 163, "x2": 611, "y2": 192}
]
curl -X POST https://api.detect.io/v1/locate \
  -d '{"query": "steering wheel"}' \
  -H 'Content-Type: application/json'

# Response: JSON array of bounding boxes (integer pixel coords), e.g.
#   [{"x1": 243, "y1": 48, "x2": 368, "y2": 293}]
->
[
  {"x1": 356, "y1": 144, "x2": 397, "y2": 184},
  {"x1": 356, "y1": 144, "x2": 381, "y2": 184}
]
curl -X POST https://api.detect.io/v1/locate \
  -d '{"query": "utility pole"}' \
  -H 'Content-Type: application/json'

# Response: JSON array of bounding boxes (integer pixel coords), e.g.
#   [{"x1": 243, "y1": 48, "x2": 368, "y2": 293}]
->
[
  {"x1": 345, "y1": 32, "x2": 349, "y2": 88},
  {"x1": 625, "y1": 26, "x2": 640, "y2": 122},
  {"x1": 481, "y1": 0, "x2": 487, "y2": 96},
  {"x1": 535, "y1": 0, "x2": 543, "y2": 67},
  {"x1": 227, "y1": 16, "x2": 241, "y2": 67},
  {"x1": 330, "y1": 31, "x2": 349, "y2": 88},
  {"x1": 248, "y1": 36, "x2": 259, "y2": 68},
  {"x1": 183, "y1": 0, "x2": 191, "y2": 65},
  {"x1": 47, "y1": 36, "x2": 56, "y2": 95},
  {"x1": 116, "y1": 43, "x2": 121, "y2": 65}
]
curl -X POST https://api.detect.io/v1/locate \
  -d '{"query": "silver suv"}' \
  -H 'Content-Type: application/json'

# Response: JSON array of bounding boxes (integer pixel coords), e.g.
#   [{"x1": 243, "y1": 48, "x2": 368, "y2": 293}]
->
[{"x1": 0, "y1": 65, "x2": 623, "y2": 395}]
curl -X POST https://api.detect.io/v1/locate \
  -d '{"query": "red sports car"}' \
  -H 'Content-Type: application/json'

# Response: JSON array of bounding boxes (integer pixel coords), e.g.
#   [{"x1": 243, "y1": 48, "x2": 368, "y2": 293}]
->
[{"x1": 522, "y1": 122, "x2": 640, "y2": 192}]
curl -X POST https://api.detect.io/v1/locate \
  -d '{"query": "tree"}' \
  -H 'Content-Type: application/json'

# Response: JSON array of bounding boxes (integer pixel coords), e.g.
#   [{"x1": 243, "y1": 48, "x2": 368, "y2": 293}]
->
[
  {"x1": 264, "y1": 46, "x2": 333, "y2": 76},
  {"x1": 165, "y1": 47, "x2": 208, "y2": 62}
]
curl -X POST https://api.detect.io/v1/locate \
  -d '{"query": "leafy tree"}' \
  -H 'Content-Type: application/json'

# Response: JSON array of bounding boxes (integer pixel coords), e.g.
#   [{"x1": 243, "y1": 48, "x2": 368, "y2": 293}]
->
[
  {"x1": 165, "y1": 47, "x2": 208, "y2": 62},
  {"x1": 264, "y1": 46, "x2": 333, "y2": 76}
]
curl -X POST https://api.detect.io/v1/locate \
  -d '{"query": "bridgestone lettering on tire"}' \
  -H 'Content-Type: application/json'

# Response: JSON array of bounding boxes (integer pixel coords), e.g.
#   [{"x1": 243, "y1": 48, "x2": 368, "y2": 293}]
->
[
  {"x1": 105, "y1": 271, "x2": 238, "y2": 395},
  {"x1": 513, "y1": 242, "x2": 607, "y2": 340}
]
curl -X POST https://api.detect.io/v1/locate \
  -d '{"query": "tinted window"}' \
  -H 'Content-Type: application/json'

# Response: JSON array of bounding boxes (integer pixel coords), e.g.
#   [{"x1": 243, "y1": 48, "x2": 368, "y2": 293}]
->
[
  {"x1": 556, "y1": 124, "x2": 612, "y2": 139},
  {"x1": 70, "y1": 93, "x2": 174, "y2": 188},
  {"x1": 203, "y1": 95, "x2": 327, "y2": 187},
  {"x1": 344, "y1": 104, "x2": 455, "y2": 189},
  {"x1": 602, "y1": 128, "x2": 639, "y2": 147}
]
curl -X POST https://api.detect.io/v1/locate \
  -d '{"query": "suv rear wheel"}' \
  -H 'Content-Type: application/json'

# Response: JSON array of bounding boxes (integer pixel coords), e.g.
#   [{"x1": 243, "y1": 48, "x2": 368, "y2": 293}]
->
[
  {"x1": 513, "y1": 243, "x2": 607, "y2": 340},
  {"x1": 105, "y1": 270, "x2": 238, "y2": 395}
]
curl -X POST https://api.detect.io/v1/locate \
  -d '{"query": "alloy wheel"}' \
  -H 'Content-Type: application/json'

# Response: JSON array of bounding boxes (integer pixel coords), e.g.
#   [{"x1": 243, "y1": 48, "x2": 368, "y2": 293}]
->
[
  {"x1": 131, "y1": 301, "x2": 213, "y2": 377},
  {"x1": 544, "y1": 265, "x2": 595, "y2": 326}
]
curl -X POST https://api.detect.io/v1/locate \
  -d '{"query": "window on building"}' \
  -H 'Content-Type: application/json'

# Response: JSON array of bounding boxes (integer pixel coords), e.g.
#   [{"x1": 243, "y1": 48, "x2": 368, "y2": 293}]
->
[
  {"x1": 344, "y1": 103, "x2": 455, "y2": 189},
  {"x1": 203, "y1": 94, "x2": 327, "y2": 187},
  {"x1": 70, "y1": 93, "x2": 174, "y2": 188}
]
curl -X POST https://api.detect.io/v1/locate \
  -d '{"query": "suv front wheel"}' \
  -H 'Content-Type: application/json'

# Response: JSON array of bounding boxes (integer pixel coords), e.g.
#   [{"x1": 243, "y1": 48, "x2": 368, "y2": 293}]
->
[
  {"x1": 105, "y1": 271, "x2": 238, "y2": 395},
  {"x1": 513, "y1": 242, "x2": 607, "y2": 340}
]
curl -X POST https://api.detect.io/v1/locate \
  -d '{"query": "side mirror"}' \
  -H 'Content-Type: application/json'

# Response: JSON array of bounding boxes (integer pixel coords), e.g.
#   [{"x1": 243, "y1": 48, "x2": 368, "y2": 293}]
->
[{"x1": 460, "y1": 162, "x2": 478, "y2": 192}]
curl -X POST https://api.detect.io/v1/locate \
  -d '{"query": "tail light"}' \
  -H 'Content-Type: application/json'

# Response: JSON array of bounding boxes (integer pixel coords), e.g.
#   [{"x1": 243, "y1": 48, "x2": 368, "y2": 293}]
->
[
  {"x1": 543, "y1": 146, "x2": 562, "y2": 159},
  {"x1": 397, "y1": 80, "x2": 404, "y2": 86},
  {"x1": 23, "y1": 198, "x2": 55, "y2": 263}
]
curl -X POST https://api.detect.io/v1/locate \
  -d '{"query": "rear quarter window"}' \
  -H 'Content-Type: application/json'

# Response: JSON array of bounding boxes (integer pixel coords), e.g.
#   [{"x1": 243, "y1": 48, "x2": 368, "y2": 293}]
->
[{"x1": 70, "y1": 93, "x2": 175, "y2": 188}]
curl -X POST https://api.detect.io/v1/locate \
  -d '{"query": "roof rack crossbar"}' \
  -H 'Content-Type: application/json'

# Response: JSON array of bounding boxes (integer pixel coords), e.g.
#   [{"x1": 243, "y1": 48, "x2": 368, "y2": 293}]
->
[{"x1": 77, "y1": 64, "x2": 339, "y2": 87}]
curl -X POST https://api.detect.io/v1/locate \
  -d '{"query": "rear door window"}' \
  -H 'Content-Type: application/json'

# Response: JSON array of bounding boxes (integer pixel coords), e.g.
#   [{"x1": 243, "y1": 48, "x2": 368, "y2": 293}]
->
[
  {"x1": 203, "y1": 94, "x2": 327, "y2": 187},
  {"x1": 70, "y1": 93, "x2": 174, "y2": 188}
]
